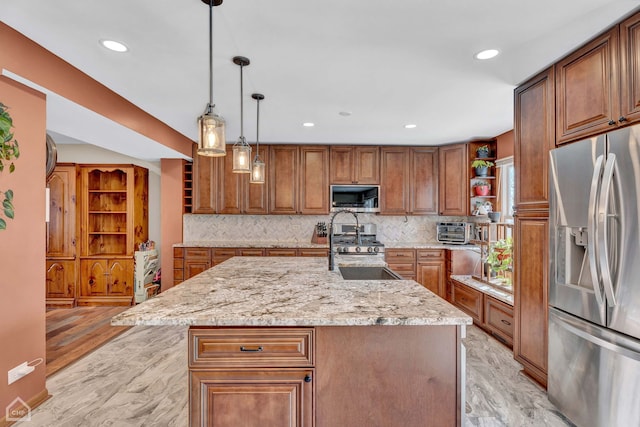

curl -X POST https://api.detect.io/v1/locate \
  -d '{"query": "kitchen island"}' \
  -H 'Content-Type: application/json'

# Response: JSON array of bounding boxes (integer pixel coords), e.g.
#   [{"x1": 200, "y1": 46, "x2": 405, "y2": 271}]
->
[{"x1": 112, "y1": 256, "x2": 471, "y2": 426}]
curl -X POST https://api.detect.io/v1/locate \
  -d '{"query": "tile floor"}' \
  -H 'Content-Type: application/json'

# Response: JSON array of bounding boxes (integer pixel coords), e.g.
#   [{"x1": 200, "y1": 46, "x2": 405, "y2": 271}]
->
[{"x1": 17, "y1": 325, "x2": 575, "y2": 426}]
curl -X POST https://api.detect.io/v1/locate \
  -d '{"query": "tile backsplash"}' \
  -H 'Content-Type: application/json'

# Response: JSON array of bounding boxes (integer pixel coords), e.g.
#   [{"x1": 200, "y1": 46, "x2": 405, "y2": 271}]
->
[{"x1": 183, "y1": 214, "x2": 469, "y2": 244}]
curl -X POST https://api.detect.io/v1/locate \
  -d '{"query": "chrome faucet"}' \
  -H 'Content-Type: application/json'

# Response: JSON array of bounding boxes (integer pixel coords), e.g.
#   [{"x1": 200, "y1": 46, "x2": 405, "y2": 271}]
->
[{"x1": 328, "y1": 209, "x2": 360, "y2": 271}]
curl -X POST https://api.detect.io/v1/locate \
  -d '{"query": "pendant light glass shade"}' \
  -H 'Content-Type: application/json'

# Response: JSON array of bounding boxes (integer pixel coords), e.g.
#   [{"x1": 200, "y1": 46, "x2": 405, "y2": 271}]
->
[
  {"x1": 197, "y1": 0, "x2": 226, "y2": 157},
  {"x1": 197, "y1": 105, "x2": 226, "y2": 156},
  {"x1": 250, "y1": 93, "x2": 265, "y2": 184},
  {"x1": 232, "y1": 56, "x2": 251, "y2": 173}
]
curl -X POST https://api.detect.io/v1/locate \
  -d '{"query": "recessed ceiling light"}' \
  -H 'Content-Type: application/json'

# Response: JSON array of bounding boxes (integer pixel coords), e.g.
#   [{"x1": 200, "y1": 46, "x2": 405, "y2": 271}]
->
[
  {"x1": 100, "y1": 39, "x2": 129, "y2": 53},
  {"x1": 404, "y1": 124, "x2": 417, "y2": 129},
  {"x1": 474, "y1": 49, "x2": 499, "y2": 60},
  {"x1": 338, "y1": 111, "x2": 352, "y2": 117},
  {"x1": 303, "y1": 122, "x2": 315, "y2": 127}
]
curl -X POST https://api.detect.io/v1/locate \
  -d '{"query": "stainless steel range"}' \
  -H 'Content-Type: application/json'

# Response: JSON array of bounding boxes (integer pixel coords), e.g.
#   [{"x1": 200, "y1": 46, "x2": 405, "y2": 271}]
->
[{"x1": 332, "y1": 223, "x2": 384, "y2": 254}]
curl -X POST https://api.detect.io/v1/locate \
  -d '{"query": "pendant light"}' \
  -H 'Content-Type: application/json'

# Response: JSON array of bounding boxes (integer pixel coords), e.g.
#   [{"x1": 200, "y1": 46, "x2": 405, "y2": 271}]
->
[
  {"x1": 197, "y1": 0, "x2": 226, "y2": 157},
  {"x1": 250, "y1": 93, "x2": 266, "y2": 184},
  {"x1": 232, "y1": 56, "x2": 252, "y2": 173}
]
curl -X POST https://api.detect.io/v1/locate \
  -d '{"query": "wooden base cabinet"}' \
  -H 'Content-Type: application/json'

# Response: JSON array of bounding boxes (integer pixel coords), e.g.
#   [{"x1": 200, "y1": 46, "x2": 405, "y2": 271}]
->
[
  {"x1": 416, "y1": 249, "x2": 446, "y2": 298},
  {"x1": 45, "y1": 260, "x2": 76, "y2": 308},
  {"x1": 78, "y1": 258, "x2": 134, "y2": 306}
]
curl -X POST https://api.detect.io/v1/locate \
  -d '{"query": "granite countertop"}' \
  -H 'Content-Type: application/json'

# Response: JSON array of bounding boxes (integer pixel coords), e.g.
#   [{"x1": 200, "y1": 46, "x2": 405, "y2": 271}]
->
[
  {"x1": 384, "y1": 242, "x2": 480, "y2": 251},
  {"x1": 112, "y1": 257, "x2": 472, "y2": 327},
  {"x1": 174, "y1": 241, "x2": 479, "y2": 251},
  {"x1": 450, "y1": 274, "x2": 514, "y2": 306}
]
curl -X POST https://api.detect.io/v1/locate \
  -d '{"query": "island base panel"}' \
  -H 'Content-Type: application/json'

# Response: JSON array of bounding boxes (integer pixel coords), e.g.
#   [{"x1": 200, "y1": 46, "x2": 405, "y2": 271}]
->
[{"x1": 316, "y1": 325, "x2": 460, "y2": 427}]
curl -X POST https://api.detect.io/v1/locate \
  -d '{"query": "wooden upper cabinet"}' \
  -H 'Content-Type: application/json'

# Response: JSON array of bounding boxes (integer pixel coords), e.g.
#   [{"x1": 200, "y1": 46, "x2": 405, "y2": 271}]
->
[
  {"x1": 438, "y1": 143, "x2": 468, "y2": 216},
  {"x1": 47, "y1": 164, "x2": 77, "y2": 258},
  {"x1": 299, "y1": 146, "x2": 329, "y2": 214},
  {"x1": 269, "y1": 145, "x2": 299, "y2": 214},
  {"x1": 410, "y1": 147, "x2": 438, "y2": 215},
  {"x1": 555, "y1": 26, "x2": 620, "y2": 144},
  {"x1": 218, "y1": 146, "x2": 243, "y2": 214},
  {"x1": 380, "y1": 147, "x2": 410, "y2": 215},
  {"x1": 192, "y1": 146, "x2": 220, "y2": 214},
  {"x1": 244, "y1": 145, "x2": 269, "y2": 214},
  {"x1": 620, "y1": 11, "x2": 640, "y2": 125},
  {"x1": 515, "y1": 67, "x2": 556, "y2": 211},
  {"x1": 330, "y1": 146, "x2": 379, "y2": 184}
]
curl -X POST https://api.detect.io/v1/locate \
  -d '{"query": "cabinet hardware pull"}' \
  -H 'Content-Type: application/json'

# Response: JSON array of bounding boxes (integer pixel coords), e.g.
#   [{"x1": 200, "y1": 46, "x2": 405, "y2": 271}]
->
[
  {"x1": 501, "y1": 319, "x2": 511, "y2": 326},
  {"x1": 618, "y1": 116, "x2": 628, "y2": 123},
  {"x1": 240, "y1": 346, "x2": 263, "y2": 352},
  {"x1": 304, "y1": 374, "x2": 312, "y2": 383},
  {"x1": 608, "y1": 119, "x2": 617, "y2": 126}
]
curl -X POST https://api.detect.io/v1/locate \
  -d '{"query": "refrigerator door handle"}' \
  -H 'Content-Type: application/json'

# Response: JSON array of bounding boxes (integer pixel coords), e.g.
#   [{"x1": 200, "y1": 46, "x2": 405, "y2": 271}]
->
[
  {"x1": 598, "y1": 154, "x2": 620, "y2": 307},
  {"x1": 588, "y1": 154, "x2": 606, "y2": 306}
]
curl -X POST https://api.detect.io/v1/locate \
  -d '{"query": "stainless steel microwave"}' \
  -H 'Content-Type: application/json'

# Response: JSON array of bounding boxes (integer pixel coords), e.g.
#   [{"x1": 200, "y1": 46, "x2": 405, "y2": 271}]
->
[{"x1": 330, "y1": 185, "x2": 380, "y2": 213}]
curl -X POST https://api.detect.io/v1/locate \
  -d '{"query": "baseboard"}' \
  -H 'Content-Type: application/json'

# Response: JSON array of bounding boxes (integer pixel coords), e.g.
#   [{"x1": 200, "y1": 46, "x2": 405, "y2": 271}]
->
[{"x1": 0, "y1": 388, "x2": 50, "y2": 426}]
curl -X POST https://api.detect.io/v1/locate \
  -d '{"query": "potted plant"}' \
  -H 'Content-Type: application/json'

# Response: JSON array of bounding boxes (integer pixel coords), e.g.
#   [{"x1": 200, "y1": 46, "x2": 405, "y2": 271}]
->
[
  {"x1": 475, "y1": 144, "x2": 491, "y2": 158},
  {"x1": 487, "y1": 237, "x2": 513, "y2": 284},
  {"x1": 471, "y1": 159, "x2": 494, "y2": 177},
  {"x1": 0, "y1": 102, "x2": 20, "y2": 230},
  {"x1": 473, "y1": 180, "x2": 490, "y2": 196}
]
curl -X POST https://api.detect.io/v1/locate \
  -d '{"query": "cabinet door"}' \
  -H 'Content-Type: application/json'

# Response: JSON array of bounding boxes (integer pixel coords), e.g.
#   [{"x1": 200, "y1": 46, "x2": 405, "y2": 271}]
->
[
  {"x1": 190, "y1": 369, "x2": 314, "y2": 427},
  {"x1": 410, "y1": 147, "x2": 438, "y2": 215},
  {"x1": 555, "y1": 27, "x2": 620, "y2": 144},
  {"x1": 353, "y1": 146, "x2": 380, "y2": 184},
  {"x1": 47, "y1": 165, "x2": 77, "y2": 257},
  {"x1": 108, "y1": 259, "x2": 133, "y2": 296},
  {"x1": 192, "y1": 149, "x2": 220, "y2": 214},
  {"x1": 451, "y1": 280, "x2": 483, "y2": 324},
  {"x1": 299, "y1": 146, "x2": 329, "y2": 214},
  {"x1": 218, "y1": 147, "x2": 243, "y2": 214},
  {"x1": 485, "y1": 296, "x2": 514, "y2": 347},
  {"x1": 514, "y1": 215, "x2": 548, "y2": 387},
  {"x1": 80, "y1": 259, "x2": 108, "y2": 296},
  {"x1": 46, "y1": 260, "x2": 76, "y2": 299},
  {"x1": 620, "y1": 11, "x2": 640, "y2": 125},
  {"x1": 515, "y1": 67, "x2": 555, "y2": 211},
  {"x1": 185, "y1": 259, "x2": 211, "y2": 279},
  {"x1": 269, "y1": 145, "x2": 298, "y2": 214},
  {"x1": 380, "y1": 147, "x2": 409, "y2": 215},
  {"x1": 329, "y1": 146, "x2": 354, "y2": 184},
  {"x1": 417, "y1": 261, "x2": 446, "y2": 298},
  {"x1": 438, "y1": 144, "x2": 468, "y2": 216},
  {"x1": 244, "y1": 145, "x2": 269, "y2": 214}
]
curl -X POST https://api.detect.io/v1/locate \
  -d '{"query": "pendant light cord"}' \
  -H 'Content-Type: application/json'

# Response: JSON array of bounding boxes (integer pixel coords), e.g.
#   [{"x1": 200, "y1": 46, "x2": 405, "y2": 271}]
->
[
  {"x1": 208, "y1": 0, "x2": 214, "y2": 108},
  {"x1": 255, "y1": 96, "x2": 260, "y2": 155},
  {"x1": 240, "y1": 63, "x2": 244, "y2": 139}
]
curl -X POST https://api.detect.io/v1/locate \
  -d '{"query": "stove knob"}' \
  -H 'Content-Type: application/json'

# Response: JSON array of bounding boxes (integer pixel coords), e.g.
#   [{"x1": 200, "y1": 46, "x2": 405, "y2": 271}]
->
[
  {"x1": 367, "y1": 247, "x2": 374, "y2": 253},
  {"x1": 337, "y1": 247, "x2": 345, "y2": 253},
  {"x1": 355, "y1": 246, "x2": 361, "y2": 253},
  {"x1": 373, "y1": 246, "x2": 380, "y2": 253}
]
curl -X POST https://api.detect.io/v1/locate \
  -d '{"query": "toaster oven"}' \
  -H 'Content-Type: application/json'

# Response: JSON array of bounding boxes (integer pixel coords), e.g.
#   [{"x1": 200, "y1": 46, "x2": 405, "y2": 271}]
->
[{"x1": 436, "y1": 222, "x2": 475, "y2": 245}]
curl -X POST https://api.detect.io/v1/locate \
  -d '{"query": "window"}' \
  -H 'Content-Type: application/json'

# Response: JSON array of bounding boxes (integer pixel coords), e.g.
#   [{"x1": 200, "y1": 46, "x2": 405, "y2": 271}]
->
[{"x1": 496, "y1": 156, "x2": 515, "y2": 222}]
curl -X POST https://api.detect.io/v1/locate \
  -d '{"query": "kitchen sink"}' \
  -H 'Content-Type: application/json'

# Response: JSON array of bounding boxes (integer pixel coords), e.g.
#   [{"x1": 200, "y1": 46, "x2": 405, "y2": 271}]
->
[{"x1": 338, "y1": 266, "x2": 402, "y2": 280}]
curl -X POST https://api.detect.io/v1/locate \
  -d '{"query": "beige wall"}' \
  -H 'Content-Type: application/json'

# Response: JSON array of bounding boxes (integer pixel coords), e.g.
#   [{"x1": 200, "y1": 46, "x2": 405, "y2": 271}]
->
[{"x1": 0, "y1": 77, "x2": 48, "y2": 416}]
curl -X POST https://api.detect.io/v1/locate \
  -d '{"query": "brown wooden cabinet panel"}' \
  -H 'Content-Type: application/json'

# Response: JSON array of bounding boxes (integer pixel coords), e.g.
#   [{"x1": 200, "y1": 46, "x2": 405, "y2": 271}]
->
[
  {"x1": 451, "y1": 279, "x2": 483, "y2": 324},
  {"x1": 620, "y1": 11, "x2": 640, "y2": 125},
  {"x1": 299, "y1": 146, "x2": 329, "y2": 214},
  {"x1": 298, "y1": 248, "x2": 329, "y2": 257},
  {"x1": 514, "y1": 215, "x2": 548, "y2": 387},
  {"x1": 515, "y1": 67, "x2": 555, "y2": 210},
  {"x1": 46, "y1": 260, "x2": 76, "y2": 303},
  {"x1": 190, "y1": 369, "x2": 314, "y2": 427},
  {"x1": 78, "y1": 258, "x2": 133, "y2": 305},
  {"x1": 80, "y1": 259, "x2": 108, "y2": 296},
  {"x1": 238, "y1": 248, "x2": 265, "y2": 256},
  {"x1": 417, "y1": 250, "x2": 445, "y2": 297},
  {"x1": 269, "y1": 145, "x2": 299, "y2": 214},
  {"x1": 380, "y1": 147, "x2": 409, "y2": 215},
  {"x1": 330, "y1": 146, "x2": 380, "y2": 184},
  {"x1": 410, "y1": 147, "x2": 439, "y2": 215},
  {"x1": 556, "y1": 27, "x2": 620, "y2": 144},
  {"x1": 212, "y1": 248, "x2": 238, "y2": 265},
  {"x1": 266, "y1": 248, "x2": 298, "y2": 257},
  {"x1": 438, "y1": 143, "x2": 468, "y2": 216},
  {"x1": 218, "y1": 147, "x2": 243, "y2": 214},
  {"x1": 385, "y1": 249, "x2": 416, "y2": 280},
  {"x1": 244, "y1": 145, "x2": 269, "y2": 214},
  {"x1": 107, "y1": 259, "x2": 133, "y2": 296},
  {"x1": 192, "y1": 148, "x2": 220, "y2": 214},
  {"x1": 47, "y1": 164, "x2": 77, "y2": 258}
]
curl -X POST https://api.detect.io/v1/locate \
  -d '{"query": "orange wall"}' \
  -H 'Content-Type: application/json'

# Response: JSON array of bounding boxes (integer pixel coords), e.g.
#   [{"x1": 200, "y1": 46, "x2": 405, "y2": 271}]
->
[
  {"x1": 0, "y1": 77, "x2": 48, "y2": 415},
  {"x1": 160, "y1": 159, "x2": 186, "y2": 290},
  {"x1": 496, "y1": 129, "x2": 514, "y2": 159}
]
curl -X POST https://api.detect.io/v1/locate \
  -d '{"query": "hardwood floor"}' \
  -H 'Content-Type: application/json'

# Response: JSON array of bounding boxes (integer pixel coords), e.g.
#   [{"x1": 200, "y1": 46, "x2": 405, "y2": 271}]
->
[{"x1": 46, "y1": 306, "x2": 131, "y2": 377}]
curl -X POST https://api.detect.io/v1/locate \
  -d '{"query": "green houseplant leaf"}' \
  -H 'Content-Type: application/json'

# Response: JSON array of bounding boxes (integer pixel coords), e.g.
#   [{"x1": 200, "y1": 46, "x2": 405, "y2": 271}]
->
[{"x1": 0, "y1": 103, "x2": 19, "y2": 231}]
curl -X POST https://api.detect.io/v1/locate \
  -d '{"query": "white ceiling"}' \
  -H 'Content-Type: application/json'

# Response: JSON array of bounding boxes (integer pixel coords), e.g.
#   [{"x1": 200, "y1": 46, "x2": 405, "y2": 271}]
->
[{"x1": 1, "y1": 0, "x2": 639, "y2": 160}]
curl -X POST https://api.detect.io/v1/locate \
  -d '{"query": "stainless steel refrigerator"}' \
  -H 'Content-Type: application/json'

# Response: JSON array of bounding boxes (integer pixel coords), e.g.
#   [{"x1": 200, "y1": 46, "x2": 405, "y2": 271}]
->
[{"x1": 548, "y1": 125, "x2": 640, "y2": 427}]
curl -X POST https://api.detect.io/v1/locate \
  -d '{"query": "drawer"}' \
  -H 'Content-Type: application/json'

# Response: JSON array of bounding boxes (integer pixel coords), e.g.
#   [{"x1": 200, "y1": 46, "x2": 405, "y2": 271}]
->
[
  {"x1": 298, "y1": 248, "x2": 329, "y2": 257},
  {"x1": 266, "y1": 248, "x2": 298, "y2": 257},
  {"x1": 212, "y1": 248, "x2": 238, "y2": 264},
  {"x1": 386, "y1": 262, "x2": 416, "y2": 273},
  {"x1": 184, "y1": 248, "x2": 210, "y2": 259},
  {"x1": 238, "y1": 248, "x2": 265, "y2": 256},
  {"x1": 451, "y1": 280, "x2": 483, "y2": 324},
  {"x1": 485, "y1": 296, "x2": 514, "y2": 343},
  {"x1": 417, "y1": 249, "x2": 444, "y2": 261},
  {"x1": 385, "y1": 249, "x2": 416, "y2": 261},
  {"x1": 189, "y1": 328, "x2": 314, "y2": 368},
  {"x1": 173, "y1": 247, "x2": 184, "y2": 258}
]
